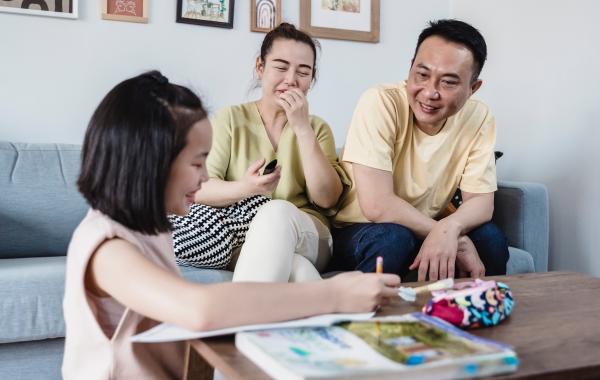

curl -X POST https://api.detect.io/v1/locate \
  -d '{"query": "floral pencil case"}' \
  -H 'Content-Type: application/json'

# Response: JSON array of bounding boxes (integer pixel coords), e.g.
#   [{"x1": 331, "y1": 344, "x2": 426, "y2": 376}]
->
[{"x1": 422, "y1": 279, "x2": 514, "y2": 329}]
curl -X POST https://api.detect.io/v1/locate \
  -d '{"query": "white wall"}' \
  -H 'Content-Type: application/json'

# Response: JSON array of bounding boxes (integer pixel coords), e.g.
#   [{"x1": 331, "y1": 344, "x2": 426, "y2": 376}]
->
[
  {"x1": 0, "y1": 0, "x2": 447, "y2": 145},
  {"x1": 451, "y1": 0, "x2": 600, "y2": 276}
]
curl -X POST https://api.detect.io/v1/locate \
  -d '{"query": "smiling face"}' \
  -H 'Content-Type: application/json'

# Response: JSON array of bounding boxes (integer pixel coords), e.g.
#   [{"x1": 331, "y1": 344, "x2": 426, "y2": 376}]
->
[
  {"x1": 407, "y1": 35, "x2": 482, "y2": 134},
  {"x1": 256, "y1": 38, "x2": 315, "y2": 109},
  {"x1": 164, "y1": 118, "x2": 212, "y2": 216}
]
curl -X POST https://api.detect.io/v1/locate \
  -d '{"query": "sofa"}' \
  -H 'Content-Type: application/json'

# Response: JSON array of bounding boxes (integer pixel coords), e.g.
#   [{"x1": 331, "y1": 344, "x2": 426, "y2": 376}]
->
[{"x1": 0, "y1": 141, "x2": 549, "y2": 379}]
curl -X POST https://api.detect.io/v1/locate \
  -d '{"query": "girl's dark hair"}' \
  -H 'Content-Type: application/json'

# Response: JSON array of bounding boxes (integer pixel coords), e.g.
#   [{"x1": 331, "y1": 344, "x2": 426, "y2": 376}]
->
[
  {"x1": 414, "y1": 19, "x2": 487, "y2": 82},
  {"x1": 77, "y1": 70, "x2": 207, "y2": 234},
  {"x1": 260, "y1": 22, "x2": 320, "y2": 79}
]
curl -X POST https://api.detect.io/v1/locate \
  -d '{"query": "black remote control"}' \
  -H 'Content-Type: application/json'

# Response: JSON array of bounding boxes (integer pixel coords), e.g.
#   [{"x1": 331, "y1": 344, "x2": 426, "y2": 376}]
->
[{"x1": 262, "y1": 159, "x2": 277, "y2": 175}]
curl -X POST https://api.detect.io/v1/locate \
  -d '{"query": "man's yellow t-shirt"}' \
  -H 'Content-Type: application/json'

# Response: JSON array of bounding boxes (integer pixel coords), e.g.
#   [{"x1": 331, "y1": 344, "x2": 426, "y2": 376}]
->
[
  {"x1": 208, "y1": 102, "x2": 348, "y2": 227},
  {"x1": 334, "y1": 82, "x2": 497, "y2": 226}
]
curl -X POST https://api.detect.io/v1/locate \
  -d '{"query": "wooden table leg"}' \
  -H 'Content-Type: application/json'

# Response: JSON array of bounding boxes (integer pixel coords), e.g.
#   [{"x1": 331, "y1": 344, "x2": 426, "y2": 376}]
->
[{"x1": 183, "y1": 342, "x2": 215, "y2": 380}]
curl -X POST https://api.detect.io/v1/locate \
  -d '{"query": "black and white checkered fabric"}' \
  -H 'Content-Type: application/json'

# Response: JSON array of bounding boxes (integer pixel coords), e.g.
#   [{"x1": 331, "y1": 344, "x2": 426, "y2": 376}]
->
[{"x1": 169, "y1": 195, "x2": 270, "y2": 269}]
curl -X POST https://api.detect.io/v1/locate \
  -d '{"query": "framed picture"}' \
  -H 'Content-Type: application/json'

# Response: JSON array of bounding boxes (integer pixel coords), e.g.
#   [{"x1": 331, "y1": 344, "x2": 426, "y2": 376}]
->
[
  {"x1": 0, "y1": 0, "x2": 78, "y2": 19},
  {"x1": 176, "y1": 0, "x2": 235, "y2": 29},
  {"x1": 102, "y1": 0, "x2": 148, "y2": 23},
  {"x1": 250, "y1": 0, "x2": 280, "y2": 33},
  {"x1": 299, "y1": 0, "x2": 379, "y2": 43}
]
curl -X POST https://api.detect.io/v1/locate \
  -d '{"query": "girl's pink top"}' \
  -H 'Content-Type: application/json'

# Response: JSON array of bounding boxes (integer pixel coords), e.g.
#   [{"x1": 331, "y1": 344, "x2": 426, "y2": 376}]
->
[{"x1": 62, "y1": 209, "x2": 186, "y2": 379}]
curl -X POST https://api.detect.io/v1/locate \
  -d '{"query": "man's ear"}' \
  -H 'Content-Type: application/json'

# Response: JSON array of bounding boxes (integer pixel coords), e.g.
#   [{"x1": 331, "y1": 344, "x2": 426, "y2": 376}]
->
[
  {"x1": 255, "y1": 57, "x2": 264, "y2": 79},
  {"x1": 470, "y1": 79, "x2": 483, "y2": 96}
]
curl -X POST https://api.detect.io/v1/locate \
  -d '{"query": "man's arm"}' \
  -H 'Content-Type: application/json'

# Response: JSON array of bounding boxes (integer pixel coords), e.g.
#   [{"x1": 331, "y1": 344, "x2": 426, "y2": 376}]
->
[
  {"x1": 353, "y1": 162, "x2": 494, "y2": 280},
  {"x1": 354, "y1": 164, "x2": 494, "y2": 236},
  {"x1": 353, "y1": 163, "x2": 436, "y2": 238},
  {"x1": 444, "y1": 190, "x2": 494, "y2": 235}
]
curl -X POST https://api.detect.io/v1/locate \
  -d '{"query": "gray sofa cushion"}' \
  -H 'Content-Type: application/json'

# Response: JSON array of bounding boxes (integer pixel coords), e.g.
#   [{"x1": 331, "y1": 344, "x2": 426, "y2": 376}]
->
[
  {"x1": 0, "y1": 256, "x2": 233, "y2": 344},
  {"x1": 0, "y1": 257, "x2": 66, "y2": 343},
  {"x1": 0, "y1": 142, "x2": 88, "y2": 259},
  {"x1": 180, "y1": 265, "x2": 234, "y2": 283},
  {"x1": 494, "y1": 181, "x2": 549, "y2": 272},
  {"x1": 507, "y1": 247, "x2": 535, "y2": 274},
  {"x1": 0, "y1": 338, "x2": 64, "y2": 380}
]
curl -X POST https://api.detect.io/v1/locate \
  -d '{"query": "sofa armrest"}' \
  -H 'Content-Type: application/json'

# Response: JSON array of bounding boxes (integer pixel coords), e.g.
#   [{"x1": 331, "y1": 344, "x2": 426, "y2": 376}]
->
[{"x1": 492, "y1": 180, "x2": 549, "y2": 272}]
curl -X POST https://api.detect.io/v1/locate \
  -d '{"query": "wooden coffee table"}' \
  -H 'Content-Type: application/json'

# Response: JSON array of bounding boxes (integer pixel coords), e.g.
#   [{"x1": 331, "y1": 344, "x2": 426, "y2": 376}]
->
[{"x1": 184, "y1": 272, "x2": 600, "y2": 379}]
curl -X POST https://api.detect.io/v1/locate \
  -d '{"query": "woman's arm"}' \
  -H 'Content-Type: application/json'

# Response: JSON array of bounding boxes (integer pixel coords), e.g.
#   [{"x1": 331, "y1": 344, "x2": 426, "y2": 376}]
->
[
  {"x1": 86, "y1": 238, "x2": 400, "y2": 331},
  {"x1": 194, "y1": 159, "x2": 282, "y2": 207},
  {"x1": 295, "y1": 127, "x2": 343, "y2": 209},
  {"x1": 278, "y1": 89, "x2": 343, "y2": 208},
  {"x1": 194, "y1": 178, "x2": 251, "y2": 207}
]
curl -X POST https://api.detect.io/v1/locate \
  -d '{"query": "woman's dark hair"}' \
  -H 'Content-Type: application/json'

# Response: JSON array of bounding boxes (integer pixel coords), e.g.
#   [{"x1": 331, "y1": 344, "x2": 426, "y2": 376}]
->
[
  {"x1": 413, "y1": 19, "x2": 487, "y2": 82},
  {"x1": 260, "y1": 22, "x2": 320, "y2": 80},
  {"x1": 77, "y1": 70, "x2": 207, "y2": 234}
]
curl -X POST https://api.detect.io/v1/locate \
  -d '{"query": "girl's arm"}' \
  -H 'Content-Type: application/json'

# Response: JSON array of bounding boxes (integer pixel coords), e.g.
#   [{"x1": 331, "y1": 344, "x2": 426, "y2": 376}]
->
[{"x1": 86, "y1": 238, "x2": 400, "y2": 331}]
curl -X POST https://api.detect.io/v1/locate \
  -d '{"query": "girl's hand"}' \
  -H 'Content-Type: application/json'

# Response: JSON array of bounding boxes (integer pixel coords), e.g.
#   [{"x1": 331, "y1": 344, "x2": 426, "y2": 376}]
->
[
  {"x1": 276, "y1": 88, "x2": 311, "y2": 135},
  {"x1": 328, "y1": 271, "x2": 401, "y2": 313},
  {"x1": 242, "y1": 158, "x2": 281, "y2": 197}
]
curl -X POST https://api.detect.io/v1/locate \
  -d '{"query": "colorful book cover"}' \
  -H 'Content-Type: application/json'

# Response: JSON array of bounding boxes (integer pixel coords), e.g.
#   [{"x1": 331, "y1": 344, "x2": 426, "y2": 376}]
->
[{"x1": 235, "y1": 313, "x2": 518, "y2": 380}]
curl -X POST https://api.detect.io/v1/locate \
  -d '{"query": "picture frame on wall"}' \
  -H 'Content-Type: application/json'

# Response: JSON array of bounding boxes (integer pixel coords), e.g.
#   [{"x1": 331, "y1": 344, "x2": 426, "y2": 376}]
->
[
  {"x1": 0, "y1": 0, "x2": 78, "y2": 19},
  {"x1": 250, "y1": 0, "x2": 281, "y2": 33},
  {"x1": 176, "y1": 0, "x2": 235, "y2": 29},
  {"x1": 299, "y1": 0, "x2": 380, "y2": 43},
  {"x1": 102, "y1": 0, "x2": 148, "y2": 23}
]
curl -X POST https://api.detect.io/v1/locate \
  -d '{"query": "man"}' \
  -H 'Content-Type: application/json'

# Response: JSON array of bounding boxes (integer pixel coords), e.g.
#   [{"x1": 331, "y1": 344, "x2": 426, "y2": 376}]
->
[{"x1": 330, "y1": 19, "x2": 509, "y2": 281}]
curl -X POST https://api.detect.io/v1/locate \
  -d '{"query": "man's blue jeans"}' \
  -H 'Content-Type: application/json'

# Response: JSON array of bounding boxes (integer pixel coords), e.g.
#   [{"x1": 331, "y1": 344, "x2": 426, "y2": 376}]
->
[{"x1": 328, "y1": 222, "x2": 509, "y2": 277}]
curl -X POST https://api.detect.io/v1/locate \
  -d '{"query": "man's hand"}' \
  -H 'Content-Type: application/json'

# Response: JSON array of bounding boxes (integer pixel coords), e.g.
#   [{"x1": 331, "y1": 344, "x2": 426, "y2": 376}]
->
[
  {"x1": 456, "y1": 235, "x2": 485, "y2": 278},
  {"x1": 409, "y1": 222, "x2": 460, "y2": 281}
]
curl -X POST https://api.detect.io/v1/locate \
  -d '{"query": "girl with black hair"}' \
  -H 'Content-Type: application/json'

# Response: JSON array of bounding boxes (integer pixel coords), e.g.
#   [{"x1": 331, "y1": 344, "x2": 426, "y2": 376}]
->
[{"x1": 62, "y1": 71, "x2": 400, "y2": 379}]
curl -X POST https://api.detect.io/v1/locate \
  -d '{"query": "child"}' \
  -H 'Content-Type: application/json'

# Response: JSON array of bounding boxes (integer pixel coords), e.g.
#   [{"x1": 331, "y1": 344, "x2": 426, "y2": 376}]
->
[{"x1": 62, "y1": 71, "x2": 401, "y2": 379}]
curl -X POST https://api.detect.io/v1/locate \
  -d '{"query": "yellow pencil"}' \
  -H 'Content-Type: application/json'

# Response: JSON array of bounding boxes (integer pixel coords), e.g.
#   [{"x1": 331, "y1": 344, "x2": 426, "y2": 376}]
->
[{"x1": 375, "y1": 256, "x2": 383, "y2": 344}]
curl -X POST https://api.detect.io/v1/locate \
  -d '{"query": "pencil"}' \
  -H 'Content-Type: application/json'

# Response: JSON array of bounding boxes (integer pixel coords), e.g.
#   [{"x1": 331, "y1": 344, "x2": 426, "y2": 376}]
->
[
  {"x1": 375, "y1": 256, "x2": 383, "y2": 344},
  {"x1": 376, "y1": 256, "x2": 383, "y2": 274}
]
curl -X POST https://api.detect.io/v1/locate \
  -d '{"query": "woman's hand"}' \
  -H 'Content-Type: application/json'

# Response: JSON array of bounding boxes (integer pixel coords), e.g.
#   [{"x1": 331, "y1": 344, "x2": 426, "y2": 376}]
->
[
  {"x1": 276, "y1": 88, "x2": 312, "y2": 136},
  {"x1": 241, "y1": 158, "x2": 281, "y2": 197},
  {"x1": 328, "y1": 271, "x2": 401, "y2": 313}
]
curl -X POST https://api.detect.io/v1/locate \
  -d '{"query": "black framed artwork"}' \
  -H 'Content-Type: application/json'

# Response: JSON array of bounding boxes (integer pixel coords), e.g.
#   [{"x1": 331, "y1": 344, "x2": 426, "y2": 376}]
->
[{"x1": 176, "y1": 0, "x2": 235, "y2": 29}]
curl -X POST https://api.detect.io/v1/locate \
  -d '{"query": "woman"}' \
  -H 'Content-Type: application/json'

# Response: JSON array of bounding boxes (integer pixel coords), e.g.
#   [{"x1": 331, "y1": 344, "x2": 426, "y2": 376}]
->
[{"x1": 195, "y1": 23, "x2": 347, "y2": 282}]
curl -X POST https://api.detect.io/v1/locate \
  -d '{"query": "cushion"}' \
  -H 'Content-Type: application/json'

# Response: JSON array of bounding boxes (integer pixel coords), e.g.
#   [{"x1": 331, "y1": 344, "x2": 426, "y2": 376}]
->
[
  {"x1": 0, "y1": 255, "x2": 233, "y2": 343},
  {"x1": 179, "y1": 265, "x2": 234, "y2": 283},
  {"x1": 0, "y1": 142, "x2": 88, "y2": 258},
  {"x1": 506, "y1": 247, "x2": 534, "y2": 274},
  {"x1": 0, "y1": 338, "x2": 64, "y2": 380},
  {"x1": 0, "y1": 257, "x2": 66, "y2": 343}
]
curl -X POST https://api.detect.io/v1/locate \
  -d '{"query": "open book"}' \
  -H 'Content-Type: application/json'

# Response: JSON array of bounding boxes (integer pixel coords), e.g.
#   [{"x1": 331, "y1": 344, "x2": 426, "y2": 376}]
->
[
  {"x1": 130, "y1": 311, "x2": 374, "y2": 343},
  {"x1": 235, "y1": 313, "x2": 518, "y2": 380}
]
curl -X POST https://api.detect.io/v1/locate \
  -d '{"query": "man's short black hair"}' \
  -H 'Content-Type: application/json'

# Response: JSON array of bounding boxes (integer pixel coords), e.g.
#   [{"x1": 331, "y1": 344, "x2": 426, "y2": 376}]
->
[
  {"x1": 78, "y1": 70, "x2": 207, "y2": 235},
  {"x1": 413, "y1": 19, "x2": 487, "y2": 82}
]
